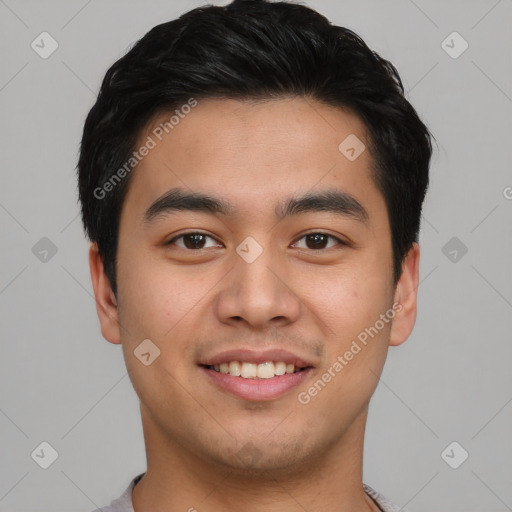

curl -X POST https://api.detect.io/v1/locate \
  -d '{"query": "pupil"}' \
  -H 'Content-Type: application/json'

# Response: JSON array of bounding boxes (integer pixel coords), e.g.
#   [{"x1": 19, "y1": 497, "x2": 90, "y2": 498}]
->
[
  {"x1": 185, "y1": 234, "x2": 205, "y2": 249},
  {"x1": 308, "y1": 233, "x2": 327, "y2": 249}
]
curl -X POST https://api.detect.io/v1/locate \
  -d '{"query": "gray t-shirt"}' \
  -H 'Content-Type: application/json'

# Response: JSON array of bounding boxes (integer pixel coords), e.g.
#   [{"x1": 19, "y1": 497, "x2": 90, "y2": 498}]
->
[{"x1": 91, "y1": 473, "x2": 409, "y2": 512}]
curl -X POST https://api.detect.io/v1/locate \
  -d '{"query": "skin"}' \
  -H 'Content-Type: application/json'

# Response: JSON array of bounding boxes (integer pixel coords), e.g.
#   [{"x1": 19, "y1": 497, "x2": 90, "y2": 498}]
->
[{"x1": 89, "y1": 97, "x2": 420, "y2": 512}]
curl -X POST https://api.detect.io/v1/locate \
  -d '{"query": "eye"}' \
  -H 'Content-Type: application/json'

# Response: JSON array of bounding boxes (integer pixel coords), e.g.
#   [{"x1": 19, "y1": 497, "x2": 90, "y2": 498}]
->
[
  {"x1": 165, "y1": 231, "x2": 346, "y2": 251},
  {"x1": 292, "y1": 232, "x2": 345, "y2": 250},
  {"x1": 165, "y1": 232, "x2": 222, "y2": 250}
]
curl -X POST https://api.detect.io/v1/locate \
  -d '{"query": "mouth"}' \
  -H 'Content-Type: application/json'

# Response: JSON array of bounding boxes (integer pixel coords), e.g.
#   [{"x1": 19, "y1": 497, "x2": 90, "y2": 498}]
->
[{"x1": 198, "y1": 349, "x2": 315, "y2": 401}]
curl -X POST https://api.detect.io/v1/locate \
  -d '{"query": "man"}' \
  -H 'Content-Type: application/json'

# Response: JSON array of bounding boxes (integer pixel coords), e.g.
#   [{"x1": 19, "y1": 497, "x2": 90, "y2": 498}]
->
[{"x1": 79, "y1": 0, "x2": 433, "y2": 510}]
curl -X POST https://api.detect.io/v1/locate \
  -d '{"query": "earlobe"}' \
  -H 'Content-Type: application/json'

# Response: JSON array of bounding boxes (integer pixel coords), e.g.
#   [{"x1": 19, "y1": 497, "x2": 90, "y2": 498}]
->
[
  {"x1": 389, "y1": 242, "x2": 420, "y2": 347},
  {"x1": 89, "y1": 242, "x2": 122, "y2": 344}
]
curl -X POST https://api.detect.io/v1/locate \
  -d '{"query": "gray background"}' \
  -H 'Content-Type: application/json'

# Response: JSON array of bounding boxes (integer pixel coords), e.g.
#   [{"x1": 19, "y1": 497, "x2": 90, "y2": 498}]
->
[{"x1": 1, "y1": 0, "x2": 511, "y2": 510}]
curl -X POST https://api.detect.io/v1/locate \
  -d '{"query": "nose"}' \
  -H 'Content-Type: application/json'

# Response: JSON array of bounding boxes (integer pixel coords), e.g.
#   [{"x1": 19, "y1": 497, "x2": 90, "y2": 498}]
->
[{"x1": 214, "y1": 240, "x2": 301, "y2": 330}]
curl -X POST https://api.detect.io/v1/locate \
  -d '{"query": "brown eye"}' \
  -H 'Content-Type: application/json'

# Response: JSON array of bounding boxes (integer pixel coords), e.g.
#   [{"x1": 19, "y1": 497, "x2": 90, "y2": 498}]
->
[
  {"x1": 166, "y1": 232, "x2": 221, "y2": 250},
  {"x1": 292, "y1": 232, "x2": 344, "y2": 250}
]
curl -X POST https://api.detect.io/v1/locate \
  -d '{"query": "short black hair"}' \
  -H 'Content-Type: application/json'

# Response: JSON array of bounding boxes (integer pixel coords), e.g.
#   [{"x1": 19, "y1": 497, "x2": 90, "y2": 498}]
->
[{"x1": 77, "y1": 0, "x2": 434, "y2": 297}]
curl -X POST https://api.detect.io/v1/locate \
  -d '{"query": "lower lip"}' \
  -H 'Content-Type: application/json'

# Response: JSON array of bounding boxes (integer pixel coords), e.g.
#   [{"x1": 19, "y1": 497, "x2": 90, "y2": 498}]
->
[{"x1": 200, "y1": 366, "x2": 312, "y2": 401}]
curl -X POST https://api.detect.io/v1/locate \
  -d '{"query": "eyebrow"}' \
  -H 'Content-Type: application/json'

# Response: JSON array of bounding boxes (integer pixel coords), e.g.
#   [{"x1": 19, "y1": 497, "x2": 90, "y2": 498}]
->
[{"x1": 143, "y1": 187, "x2": 369, "y2": 225}]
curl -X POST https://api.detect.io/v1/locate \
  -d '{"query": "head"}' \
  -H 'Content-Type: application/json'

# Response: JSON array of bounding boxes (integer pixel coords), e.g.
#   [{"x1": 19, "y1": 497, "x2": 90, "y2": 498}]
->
[{"x1": 79, "y1": 0, "x2": 433, "y2": 475}]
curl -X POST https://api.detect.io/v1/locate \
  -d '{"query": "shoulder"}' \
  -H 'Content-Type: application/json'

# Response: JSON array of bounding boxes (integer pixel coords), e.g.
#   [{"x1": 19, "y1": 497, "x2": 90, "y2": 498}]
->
[
  {"x1": 363, "y1": 483, "x2": 411, "y2": 512},
  {"x1": 89, "y1": 473, "x2": 145, "y2": 512}
]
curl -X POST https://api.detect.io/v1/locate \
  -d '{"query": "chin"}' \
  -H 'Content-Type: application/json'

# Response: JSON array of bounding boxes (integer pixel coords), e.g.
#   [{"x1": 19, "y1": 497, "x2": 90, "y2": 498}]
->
[{"x1": 208, "y1": 437, "x2": 314, "y2": 476}]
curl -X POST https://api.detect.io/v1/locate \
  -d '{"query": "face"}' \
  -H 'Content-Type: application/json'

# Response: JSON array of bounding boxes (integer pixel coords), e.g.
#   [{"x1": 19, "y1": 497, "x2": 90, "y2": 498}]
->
[{"x1": 90, "y1": 97, "x2": 419, "y2": 474}]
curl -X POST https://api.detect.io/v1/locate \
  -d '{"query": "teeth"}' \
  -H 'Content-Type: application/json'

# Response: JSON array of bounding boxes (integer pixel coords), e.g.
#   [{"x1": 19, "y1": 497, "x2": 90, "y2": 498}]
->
[
  {"x1": 209, "y1": 361, "x2": 302, "y2": 379},
  {"x1": 275, "y1": 362, "x2": 286, "y2": 375},
  {"x1": 241, "y1": 362, "x2": 257, "y2": 378},
  {"x1": 229, "y1": 361, "x2": 241, "y2": 376},
  {"x1": 257, "y1": 362, "x2": 275, "y2": 379}
]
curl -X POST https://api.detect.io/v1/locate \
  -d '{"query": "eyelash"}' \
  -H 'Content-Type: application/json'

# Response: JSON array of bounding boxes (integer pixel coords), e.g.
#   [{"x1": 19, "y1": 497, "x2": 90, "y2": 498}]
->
[{"x1": 165, "y1": 231, "x2": 346, "y2": 250}]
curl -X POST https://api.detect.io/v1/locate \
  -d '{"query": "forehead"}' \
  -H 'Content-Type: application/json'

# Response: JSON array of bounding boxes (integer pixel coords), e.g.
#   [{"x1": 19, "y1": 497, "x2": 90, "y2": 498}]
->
[{"x1": 121, "y1": 97, "x2": 386, "y2": 229}]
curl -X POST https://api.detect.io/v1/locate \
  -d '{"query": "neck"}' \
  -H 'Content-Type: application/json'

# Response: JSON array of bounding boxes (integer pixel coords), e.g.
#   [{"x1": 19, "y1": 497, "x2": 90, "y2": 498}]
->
[{"x1": 132, "y1": 405, "x2": 380, "y2": 512}]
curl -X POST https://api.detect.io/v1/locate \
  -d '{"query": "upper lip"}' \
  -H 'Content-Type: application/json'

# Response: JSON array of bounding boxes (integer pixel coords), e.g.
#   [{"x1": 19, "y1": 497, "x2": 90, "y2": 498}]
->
[{"x1": 199, "y1": 349, "x2": 316, "y2": 369}]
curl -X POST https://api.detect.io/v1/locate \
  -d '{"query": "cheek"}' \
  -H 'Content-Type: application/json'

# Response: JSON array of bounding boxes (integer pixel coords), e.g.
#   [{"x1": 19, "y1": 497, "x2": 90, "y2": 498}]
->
[
  {"x1": 308, "y1": 268, "x2": 390, "y2": 336},
  {"x1": 115, "y1": 256, "x2": 204, "y2": 402},
  {"x1": 299, "y1": 274, "x2": 392, "y2": 421},
  {"x1": 117, "y1": 251, "x2": 210, "y2": 339},
  {"x1": 304, "y1": 267, "x2": 393, "y2": 405}
]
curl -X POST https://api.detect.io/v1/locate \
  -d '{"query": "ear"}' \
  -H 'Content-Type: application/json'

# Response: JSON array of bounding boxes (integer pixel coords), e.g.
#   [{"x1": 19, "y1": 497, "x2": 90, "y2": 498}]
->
[
  {"x1": 389, "y1": 242, "x2": 420, "y2": 347},
  {"x1": 89, "y1": 242, "x2": 122, "y2": 344}
]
